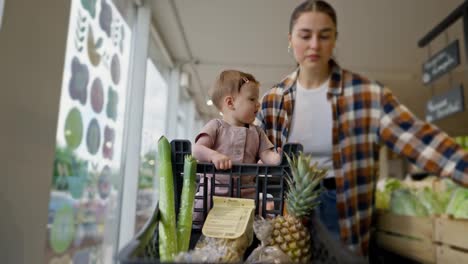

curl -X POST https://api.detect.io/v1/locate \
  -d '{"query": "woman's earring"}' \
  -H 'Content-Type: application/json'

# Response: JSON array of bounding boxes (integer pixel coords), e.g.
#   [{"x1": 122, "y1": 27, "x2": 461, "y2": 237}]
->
[{"x1": 288, "y1": 43, "x2": 292, "y2": 53}]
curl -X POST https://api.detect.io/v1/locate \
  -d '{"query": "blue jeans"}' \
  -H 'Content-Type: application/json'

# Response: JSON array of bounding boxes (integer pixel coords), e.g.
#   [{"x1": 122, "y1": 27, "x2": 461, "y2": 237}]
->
[{"x1": 315, "y1": 189, "x2": 340, "y2": 241}]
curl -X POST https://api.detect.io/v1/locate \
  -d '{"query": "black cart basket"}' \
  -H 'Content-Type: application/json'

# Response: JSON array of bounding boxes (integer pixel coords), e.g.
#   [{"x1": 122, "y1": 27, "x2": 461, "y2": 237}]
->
[{"x1": 118, "y1": 140, "x2": 302, "y2": 263}]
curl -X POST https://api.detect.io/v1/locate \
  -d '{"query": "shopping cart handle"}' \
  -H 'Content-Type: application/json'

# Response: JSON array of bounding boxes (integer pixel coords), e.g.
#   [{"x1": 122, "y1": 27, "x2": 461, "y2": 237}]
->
[
  {"x1": 169, "y1": 140, "x2": 303, "y2": 215},
  {"x1": 280, "y1": 143, "x2": 304, "y2": 165},
  {"x1": 170, "y1": 140, "x2": 303, "y2": 168}
]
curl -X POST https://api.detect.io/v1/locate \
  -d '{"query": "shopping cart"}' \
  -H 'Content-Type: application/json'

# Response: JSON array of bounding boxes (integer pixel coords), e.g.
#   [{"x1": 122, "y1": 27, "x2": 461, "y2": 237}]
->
[{"x1": 118, "y1": 139, "x2": 302, "y2": 263}]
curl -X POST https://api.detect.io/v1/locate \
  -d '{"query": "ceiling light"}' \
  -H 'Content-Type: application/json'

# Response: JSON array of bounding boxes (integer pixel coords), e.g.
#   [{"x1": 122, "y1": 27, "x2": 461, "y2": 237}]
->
[{"x1": 206, "y1": 99, "x2": 213, "y2": 106}]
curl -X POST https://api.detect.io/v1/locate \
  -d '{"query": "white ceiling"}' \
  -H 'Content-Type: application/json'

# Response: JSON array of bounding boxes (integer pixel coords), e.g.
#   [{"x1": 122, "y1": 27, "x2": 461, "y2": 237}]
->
[{"x1": 149, "y1": 0, "x2": 468, "y2": 134}]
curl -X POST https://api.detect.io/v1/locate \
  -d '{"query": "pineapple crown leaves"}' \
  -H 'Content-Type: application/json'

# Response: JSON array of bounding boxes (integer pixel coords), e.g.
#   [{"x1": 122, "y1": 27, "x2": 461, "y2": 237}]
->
[{"x1": 284, "y1": 152, "x2": 328, "y2": 217}]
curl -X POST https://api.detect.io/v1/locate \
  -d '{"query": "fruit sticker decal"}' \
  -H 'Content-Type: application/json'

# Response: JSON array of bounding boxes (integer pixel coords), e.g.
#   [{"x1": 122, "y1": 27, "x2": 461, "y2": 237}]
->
[
  {"x1": 48, "y1": 0, "x2": 131, "y2": 262},
  {"x1": 99, "y1": 0, "x2": 112, "y2": 37},
  {"x1": 74, "y1": 11, "x2": 87, "y2": 52},
  {"x1": 86, "y1": 118, "x2": 101, "y2": 155},
  {"x1": 110, "y1": 54, "x2": 121, "y2": 85},
  {"x1": 103, "y1": 126, "x2": 115, "y2": 160},
  {"x1": 50, "y1": 204, "x2": 75, "y2": 254},
  {"x1": 87, "y1": 26, "x2": 103, "y2": 67},
  {"x1": 111, "y1": 19, "x2": 125, "y2": 54},
  {"x1": 64, "y1": 107, "x2": 83, "y2": 150},
  {"x1": 98, "y1": 165, "x2": 111, "y2": 199},
  {"x1": 81, "y1": 0, "x2": 97, "y2": 18},
  {"x1": 67, "y1": 174, "x2": 86, "y2": 199},
  {"x1": 106, "y1": 86, "x2": 118, "y2": 121},
  {"x1": 90, "y1": 77, "x2": 104, "y2": 113},
  {"x1": 69, "y1": 57, "x2": 89, "y2": 105}
]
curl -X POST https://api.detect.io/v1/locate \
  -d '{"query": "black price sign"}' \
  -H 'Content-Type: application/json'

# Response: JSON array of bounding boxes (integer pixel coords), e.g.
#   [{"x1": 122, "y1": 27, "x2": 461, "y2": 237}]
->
[
  {"x1": 426, "y1": 85, "x2": 465, "y2": 122},
  {"x1": 422, "y1": 40, "x2": 460, "y2": 85}
]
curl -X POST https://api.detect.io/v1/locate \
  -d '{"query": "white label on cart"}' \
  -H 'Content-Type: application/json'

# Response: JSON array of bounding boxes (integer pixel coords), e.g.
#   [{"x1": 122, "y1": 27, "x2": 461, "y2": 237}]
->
[{"x1": 202, "y1": 196, "x2": 255, "y2": 239}]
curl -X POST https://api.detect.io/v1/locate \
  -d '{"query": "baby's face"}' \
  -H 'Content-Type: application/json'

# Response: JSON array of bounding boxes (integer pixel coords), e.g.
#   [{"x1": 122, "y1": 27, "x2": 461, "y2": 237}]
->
[{"x1": 232, "y1": 83, "x2": 260, "y2": 125}]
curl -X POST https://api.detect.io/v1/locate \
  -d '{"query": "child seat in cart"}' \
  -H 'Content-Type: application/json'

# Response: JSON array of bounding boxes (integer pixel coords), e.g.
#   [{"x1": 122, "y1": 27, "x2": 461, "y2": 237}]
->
[{"x1": 118, "y1": 139, "x2": 303, "y2": 263}]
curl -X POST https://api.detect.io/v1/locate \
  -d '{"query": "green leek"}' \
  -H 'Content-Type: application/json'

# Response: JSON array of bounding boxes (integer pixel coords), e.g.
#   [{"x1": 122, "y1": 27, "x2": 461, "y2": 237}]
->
[
  {"x1": 157, "y1": 136, "x2": 177, "y2": 261},
  {"x1": 177, "y1": 155, "x2": 197, "y2": 252}
]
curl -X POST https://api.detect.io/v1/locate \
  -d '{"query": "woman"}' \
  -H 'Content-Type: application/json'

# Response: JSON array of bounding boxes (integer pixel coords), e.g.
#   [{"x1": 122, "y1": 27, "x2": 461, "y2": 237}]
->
[{"x1": 255, "y1": 0, "x2": 468, "y2": 257}]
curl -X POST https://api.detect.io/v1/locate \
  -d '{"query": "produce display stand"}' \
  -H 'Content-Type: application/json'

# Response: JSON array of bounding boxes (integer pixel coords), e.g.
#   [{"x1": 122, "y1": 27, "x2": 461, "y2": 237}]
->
[
  {"x1": 376, "y1": 210, "x2": 468, "y2": 264},
  {"x1": 433, "y1": 216, "x2": 468, "y2": 263},
  {"x1": 375, "y1": 211, "x2": 436, "y2": 263},
  {"x1": 118, "y1": 139, "x2": 302, "y2": 263}
]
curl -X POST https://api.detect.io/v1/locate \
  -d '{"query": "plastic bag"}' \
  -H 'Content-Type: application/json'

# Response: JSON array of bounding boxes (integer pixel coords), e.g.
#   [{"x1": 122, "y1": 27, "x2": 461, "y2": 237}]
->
[
  {"x1": 174, "y1": 233, "x2": 252, "y2": 263},
  {"x1": 245, "y1": 217, "x2": 291, "y2": 264},
  {"x1": 174, "y1": 242, "x2": 227, "y2": 263},
  {"x1": 175, "y1": 224, "x2": 253, "y2": 263}
]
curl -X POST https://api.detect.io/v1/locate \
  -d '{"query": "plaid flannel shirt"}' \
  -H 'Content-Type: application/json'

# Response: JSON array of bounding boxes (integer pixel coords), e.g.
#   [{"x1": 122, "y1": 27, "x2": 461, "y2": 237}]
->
[{"x1": 255, "y1": 60, "x2": 468, "y2": 255}]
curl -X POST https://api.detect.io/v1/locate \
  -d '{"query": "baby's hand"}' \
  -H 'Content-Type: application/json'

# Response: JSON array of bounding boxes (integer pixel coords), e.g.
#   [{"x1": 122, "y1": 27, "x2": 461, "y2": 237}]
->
[
  {"x1": 275, "y1": 147, "x2": 282, "y2": 164},
  {"x1": 260, "y1": 148, "x2": 282, "y2": 165},
  {"x1": 211, "y1": 153, "x2": 232, "y2": 170}
]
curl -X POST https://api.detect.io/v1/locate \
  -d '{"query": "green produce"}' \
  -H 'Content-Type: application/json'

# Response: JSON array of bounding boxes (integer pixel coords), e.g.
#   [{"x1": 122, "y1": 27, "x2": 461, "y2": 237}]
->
[
  {"x1": 375, "y1": 178, "x2": 402, "y2": 210},
  {"x1": 435, "y1": 178, "x2": 458, "y2": 211},
  {"x1": 415, "y1": 188, "x2": 443, "y2": 215},
  {"x1": 390, "y1": 189, "x2": 428, "y2": 216},
  {"x1": 270, "y1": 153, "x2": 327, "y2": 263},
  {"x1": 157, "y1": 136, "x2": 178, "y2": 261},
  {"x1": 177, "y1": 155, "x2": 197, "y2": 252},
  {"x1": 453, "y1": 199, "x2": 468, "y2": 219},
  {"x1": 446, "y1": 188, "x2": 468, "y2": 218}
]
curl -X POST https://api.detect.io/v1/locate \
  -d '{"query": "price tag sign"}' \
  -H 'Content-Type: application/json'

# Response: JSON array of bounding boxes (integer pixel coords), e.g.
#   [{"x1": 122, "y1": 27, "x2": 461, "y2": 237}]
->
[
  {"x1": 426, "y1": 85, "x2": 465, "y2": 122},
  {"x1": 422, "y1": 40, "x2": 460, "y2": 85}
]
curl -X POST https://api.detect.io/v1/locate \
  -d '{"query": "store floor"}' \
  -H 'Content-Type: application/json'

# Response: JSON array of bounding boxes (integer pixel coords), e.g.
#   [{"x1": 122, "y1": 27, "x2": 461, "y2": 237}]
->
[{"x1": 369, "y1": 236, "x2": 420, "y2": 264}]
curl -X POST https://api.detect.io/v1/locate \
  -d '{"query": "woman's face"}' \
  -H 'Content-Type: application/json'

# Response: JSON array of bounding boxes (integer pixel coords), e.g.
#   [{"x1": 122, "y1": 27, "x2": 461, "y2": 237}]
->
[{"x1": 289, "y1": 11, "x2": 337, "y2": 71}]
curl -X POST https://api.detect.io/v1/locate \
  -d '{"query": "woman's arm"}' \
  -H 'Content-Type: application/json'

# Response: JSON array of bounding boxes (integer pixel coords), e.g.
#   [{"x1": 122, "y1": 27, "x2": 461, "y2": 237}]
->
[
  {"x1": 379, "y1": 87, "x2": 468, "y2": 186},
  {"x1": 192, "y1": 135, "x2": 232, "y2": 170}
]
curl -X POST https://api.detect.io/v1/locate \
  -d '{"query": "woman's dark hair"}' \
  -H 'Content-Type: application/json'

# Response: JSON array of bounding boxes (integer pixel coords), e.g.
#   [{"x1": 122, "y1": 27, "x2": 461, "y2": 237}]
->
[{"x1": 289, "y1": 0, "x2": 337, "y2": 34}]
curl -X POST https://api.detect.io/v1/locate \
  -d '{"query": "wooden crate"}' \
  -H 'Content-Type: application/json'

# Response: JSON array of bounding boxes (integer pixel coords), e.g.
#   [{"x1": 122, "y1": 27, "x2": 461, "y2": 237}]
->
[
  {"x1": 375, "y1": 211, "x2": 436, "y2": 263},
  {"x1": 434, "y1": 217, "x2": 468, "y2": 263}
]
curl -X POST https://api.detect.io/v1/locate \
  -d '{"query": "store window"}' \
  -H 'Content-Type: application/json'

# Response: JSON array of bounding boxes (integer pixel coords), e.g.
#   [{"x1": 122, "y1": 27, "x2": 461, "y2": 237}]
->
[
  {"x1": 176, "y1": 107, "x2": 187, "y2": 140},
  {"x1": 176, "y1": 95, "x2": 196, "y2": 141},
  {"x1": 134, "y1": 59, "x2": 168, "y2": 232},
  {"x1": 45, "y1": 0, "x2": 133, "y2": 262}
]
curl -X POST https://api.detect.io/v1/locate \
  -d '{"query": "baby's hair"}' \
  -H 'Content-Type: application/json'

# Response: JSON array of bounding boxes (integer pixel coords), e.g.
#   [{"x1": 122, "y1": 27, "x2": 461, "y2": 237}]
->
[{"x1": 210, "y1": 70, "x2": 259, "y2": 110}]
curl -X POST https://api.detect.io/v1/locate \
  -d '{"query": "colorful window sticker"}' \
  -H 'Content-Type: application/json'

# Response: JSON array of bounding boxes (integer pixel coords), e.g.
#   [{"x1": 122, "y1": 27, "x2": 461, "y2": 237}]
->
[
  {"x1": 46, "y1": 0, "x2": 132, "y2": 262},
  {"x1": 50, "y1": 204, "x2": 75, "y2": 254}
]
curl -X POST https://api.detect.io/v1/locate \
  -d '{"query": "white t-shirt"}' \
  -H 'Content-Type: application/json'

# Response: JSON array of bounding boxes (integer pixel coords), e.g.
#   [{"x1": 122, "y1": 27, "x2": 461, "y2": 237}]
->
[{"x1": 288, "y1": 79, "x2": 334, "y2": 178}]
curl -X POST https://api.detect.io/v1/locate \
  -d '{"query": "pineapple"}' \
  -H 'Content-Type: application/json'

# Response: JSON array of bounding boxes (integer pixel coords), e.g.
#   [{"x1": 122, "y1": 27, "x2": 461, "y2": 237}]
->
[{"x1": 270, "y1": 153, "x2": 327, "y2": 263}]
